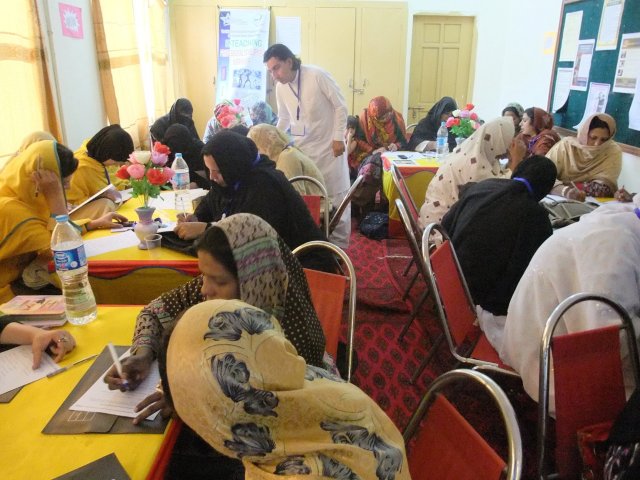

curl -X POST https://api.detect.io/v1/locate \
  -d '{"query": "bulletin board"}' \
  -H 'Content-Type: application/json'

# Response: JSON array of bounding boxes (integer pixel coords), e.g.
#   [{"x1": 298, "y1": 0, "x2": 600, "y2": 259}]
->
[{"x1": 548, "y1": 0, "x2": 640, "y2": 153}]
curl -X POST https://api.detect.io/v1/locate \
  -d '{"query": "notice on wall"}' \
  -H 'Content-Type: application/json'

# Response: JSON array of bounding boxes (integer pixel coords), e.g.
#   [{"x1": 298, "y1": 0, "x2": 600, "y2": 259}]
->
[
  {"x1": 629, "y1": 79, "x2": 640, "y2": 130},
  {"x1": 216, "y1": 9, "x2": 270, "y2": 109},
  {"x1": 276, "y1": 17, "x2": 301, "y2": 55},
  {"x1": 59, "y1": 3, "x2": 83, "y2": 39},
  {"x1": 613, "y1": 33, "x2": 640, "y2": 94},
  {"x1": 573, "y1": 82, "x2": 611, "y2": 129},
  {"x1": 596, "y1": 0, "x2": 624, "y2": 51},
  {"x1": 553, "y1": 68, "x2": 573, "y2": 112},
  {"x1": 571, "y1": 39, "x2": 595, "y2": 91},
  {"x1": 559, "y1": 11, "x2": 583, "y2": 62}
]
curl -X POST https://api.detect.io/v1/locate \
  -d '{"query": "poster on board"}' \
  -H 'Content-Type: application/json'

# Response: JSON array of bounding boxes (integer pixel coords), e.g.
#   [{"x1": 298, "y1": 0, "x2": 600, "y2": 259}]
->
[
  {"x1": 613, "y1": 33, "x2": 640, "y2": 94},
  {"x1": 596, "y1": 0, "x2": 624, "y2": 51},
  {"x1": 571, "y1": 39, "x2": 595, "y2": 91},
  {"x1": 216, "y1": 9, "x2": 270, "y2": 110}
]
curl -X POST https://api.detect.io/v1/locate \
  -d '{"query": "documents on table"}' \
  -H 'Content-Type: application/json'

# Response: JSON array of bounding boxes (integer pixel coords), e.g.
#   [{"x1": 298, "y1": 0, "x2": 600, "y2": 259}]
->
[
  {"x1": 69, "y1": 350, "x2": 161, "y2": 420},
  {"x1": 148, "y1": 188, "x2": 207, "y2": 210},
  {"x1": 84, "y1": 230, "x2": 140, "y2": 257},
  {"x1": 0, "y1": 345, "x2": 59, "y2": 395}
]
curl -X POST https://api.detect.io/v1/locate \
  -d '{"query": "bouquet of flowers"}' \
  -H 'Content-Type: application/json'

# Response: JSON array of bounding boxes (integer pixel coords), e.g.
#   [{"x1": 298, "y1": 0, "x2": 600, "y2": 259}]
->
[
  {"x1": 215, "y1": 99, "x2": 246, "y2": 129},
  {"x1": 446, "y1": 103, "x2": 481, "y2": 138},
  {"x1": 115, "y1": 141, "x2": 174, "y2": 208}
]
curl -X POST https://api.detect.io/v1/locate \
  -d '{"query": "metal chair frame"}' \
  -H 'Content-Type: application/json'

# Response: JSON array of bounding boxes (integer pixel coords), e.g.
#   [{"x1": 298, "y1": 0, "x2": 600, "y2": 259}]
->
[
  {"x1": 403, "y1": 369, "x2": 523, "y2": 480},
  {"x1": 292, "y1": 240, "x2": 357, "y2": 382},
  {"x1": 328, "y1": 174, "x2": 364, "y2": 235},
  {"x1": 289, "y1": 175, "x2": 330, "y2": 237},
  {"x1": 537, "y1": 292, "x2": 640, "y2": 479}
]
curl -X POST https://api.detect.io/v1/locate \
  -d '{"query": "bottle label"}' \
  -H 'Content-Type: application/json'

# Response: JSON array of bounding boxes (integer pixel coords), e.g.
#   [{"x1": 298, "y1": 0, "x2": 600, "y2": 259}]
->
[
  {"x1": 437, "y1": 137, "x2": 447, "y2": 148},
  {"x1": 53, "y1": 245, "x2": 87, "y2": 271},
  {"x1": 174, "y1": 171, "x2": 189, "y2": 187}
]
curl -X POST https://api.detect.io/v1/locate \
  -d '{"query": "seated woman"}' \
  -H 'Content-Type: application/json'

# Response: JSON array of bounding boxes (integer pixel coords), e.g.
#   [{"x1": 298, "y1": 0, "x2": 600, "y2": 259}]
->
[
  {"x1": 67, "y1": 125, "x2": 134, "y2": 217},
  {"x1": 249, "y1": 100, "x2": 278, "y2": 127},
  {"x1": 441, "y1": 156, "x2": 556, "y2": 346},
  {"x1": 202, "y1": 99, "x2": 250, "y2": 144},
  {"x1": 150, "y1": 98, "x2": 199, "y2": 143},
  {"x1": 407, "y1": 96, "x2": 458, "y2": 153},
  {"x1": 174, "y1": 130, "x2": 333, "y2": 271},
  {"x1": 516, "y1": 107, "x2": 560, "y2": 158},
  {"x1": 162, "y1": 124, "x2": 210, "y2": 189},
  {"x1": 105, "y1": 213, "x2": 327, "y2": 418},
  {"x1": 500, "y1": 196, "x2": 640, "y2": 412},
  {"x1": 0, "y1": 140, "x2": 126, "y2": 302},
  {"x1": 419, "y1": 117, "x2": 515, "y2": 228},
  {"x1": 0, "y1": 319, "x2": 75, "y2": 368},
  {"x1": 546, "y1": 113, "x2": 622, "y2": 200},
  {"x1": 164, "y1": 299, "x2": 410, "y2": 480},
  {"x1": 502, "y1": 102, "x2": 524, "y2": 134},
  {"x1": 247, "y1": 123, "x2": 326, "y2": 196}
]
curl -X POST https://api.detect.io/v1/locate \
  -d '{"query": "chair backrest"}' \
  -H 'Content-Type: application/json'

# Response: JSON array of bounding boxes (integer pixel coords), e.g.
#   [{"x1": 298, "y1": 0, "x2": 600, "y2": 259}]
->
[
  {"x1": 537, "y1": 292, "x2": 640, "y2": 479},
  {"x1": 404, "y1": 369, "x2": 523, "y2": 480},
  {"x1": 390, "y1": 164, "x2": 420, "y2": 232},
  {"x1": 289, "y1": 175, "x2": 330, "y2": 237},
  {"x1": 422, "y1": 223, "x2": 480, "y2": 362},
  {"x1": 328, "y1": 174, "x2": 364, "y2": 235},
  {"x1": 395, "y1": 198, "x2": 430, "y2": 283},
  {"x1": 292, "y1": 241, "x2": 357, "y2": 382}
]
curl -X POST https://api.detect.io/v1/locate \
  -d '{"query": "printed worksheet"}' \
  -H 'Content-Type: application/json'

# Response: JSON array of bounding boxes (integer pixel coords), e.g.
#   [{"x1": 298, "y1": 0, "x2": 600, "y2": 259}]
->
[{"x1": 0, "y1": 345, "x2": 58, "y2": 395}]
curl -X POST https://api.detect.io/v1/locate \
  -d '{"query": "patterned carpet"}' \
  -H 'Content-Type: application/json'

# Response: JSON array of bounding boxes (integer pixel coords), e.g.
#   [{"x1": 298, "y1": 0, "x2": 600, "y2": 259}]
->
[{"x1": 345, "y1": 227, "x2": 544, "y2": 478}]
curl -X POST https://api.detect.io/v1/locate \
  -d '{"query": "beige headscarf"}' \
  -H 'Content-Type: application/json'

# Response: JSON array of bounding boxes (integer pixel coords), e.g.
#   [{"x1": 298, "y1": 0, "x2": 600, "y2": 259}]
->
[
  {"x1": 168, "y1": 299, "x2": 410, "y2": 480},
  {"x1": 546, "y1": 113, "x2": 622, "y2": 191},
  {"x1": 0, "y1": 131, "x2": 56, "y2": 174},
  {"x1": 419, "y1": 117, "x2": 515, "y2": 227},
  {"x1": 247, "y1": 124, "x2": 326, "y2": 196}
]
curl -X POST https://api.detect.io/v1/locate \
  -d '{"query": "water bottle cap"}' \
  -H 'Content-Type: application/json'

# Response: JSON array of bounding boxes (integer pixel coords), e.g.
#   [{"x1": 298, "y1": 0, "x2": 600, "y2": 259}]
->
[
  {"x1": 175, "y1": 152, "x2": 183, "y2": 157},
  {"x1": 441, "y1": 121, "x2": 446, "y2": 126},
  {"x1": 55, "y1": 214, "x2": 69, "y2": 222}
]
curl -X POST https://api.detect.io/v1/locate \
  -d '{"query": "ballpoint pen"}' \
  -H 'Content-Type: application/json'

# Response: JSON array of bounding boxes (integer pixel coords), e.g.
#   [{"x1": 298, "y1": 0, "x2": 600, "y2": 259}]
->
[
  {"x1": 46, "y1": 354, "x2": 98, "y2": 378},
  {"x1": 108, "y1": 342, "x2": 130, "y2": 389}
]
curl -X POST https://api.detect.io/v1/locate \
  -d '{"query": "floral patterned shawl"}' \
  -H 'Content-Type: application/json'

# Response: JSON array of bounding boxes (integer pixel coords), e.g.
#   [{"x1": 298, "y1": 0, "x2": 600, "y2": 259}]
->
[{"x1": 167, "y1": 299, "x2": 410, "y2": 480}]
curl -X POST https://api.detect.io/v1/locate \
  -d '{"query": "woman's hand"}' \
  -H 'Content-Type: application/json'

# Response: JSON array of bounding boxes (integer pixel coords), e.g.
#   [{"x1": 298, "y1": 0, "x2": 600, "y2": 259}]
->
[
  {"x1": 507, "y1": 137, "x2": 527, "y2": 171},
  {"x1": 87, "y1": 212, "x2": 129, "y2": 231},
  {"x1": 103, "y1": 349, "x2": 153, "y2": 391},
  {"x1": 566, "y1": 187, "x2": 587, "y2": 202},
  {"x1": 33, "y1": 169, "x2": 67, "y2": 214},
  {"x1": 614, "y1": 187, "x2": 634, "y2": 203},
  {"x1": 387, "y1": 143, "x2": 398, "y2": 152},
  {"x1": 176, "y1": 213, "x2": 197, "y2": 224},
  {"x1": 174, "y1": 221, "x2": 206, "y2": 240},
  {"x1": 33, "y1": 330, "x2": 76, "y2": 369},
  {"x1": 133, "y1": 390, "x2": 173, "y2": 425}
]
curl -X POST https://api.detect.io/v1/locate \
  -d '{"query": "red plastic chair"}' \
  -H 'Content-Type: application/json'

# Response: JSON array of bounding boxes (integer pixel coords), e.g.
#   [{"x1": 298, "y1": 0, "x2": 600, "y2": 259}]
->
[
  {"x1": 412, "y1": 223, "x2": 518, "y2": 384},
  {"x1": 537, "y1": 293, "x2": 640, "y2": 479},
  {"x1": 292, "y1": 241, "x2": 357, "y2": 382},
  {"x1": 146, "y1": 419, "x2": 183, "y2": 480},
  {"x1": 289, "y1": 175, "x2": 330, "y2": 237},
  {"x1": 404, "y1": 369, "x2": 522, "y2": 480}
]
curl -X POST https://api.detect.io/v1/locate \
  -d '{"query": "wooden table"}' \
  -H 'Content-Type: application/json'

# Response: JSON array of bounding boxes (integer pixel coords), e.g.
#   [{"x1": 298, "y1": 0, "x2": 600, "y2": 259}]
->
[{"x1": 0, "y1": 305, "x2": 168, "y2": 480}]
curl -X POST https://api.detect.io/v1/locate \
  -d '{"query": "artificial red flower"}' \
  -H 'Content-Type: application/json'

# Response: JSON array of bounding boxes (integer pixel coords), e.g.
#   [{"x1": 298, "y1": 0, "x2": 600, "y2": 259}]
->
[
  {"x1": 452, "y1": 118, "x2": 461, "y2": 126},
  {"x1": 115, "y1": 164, "x2": 130, "y2": 180},
  {"x1": 465, "y1": 103, "x2": 474, "y2": 111},
  {"x1": 153, "y1": 141, "x2": 171, "y2": 155},
  {"x1": 146, "y1": 168, "x2": 167, "y2": 185},
  {"x1": 470, "y1": 112, "x2": 479, "y2": 121}
]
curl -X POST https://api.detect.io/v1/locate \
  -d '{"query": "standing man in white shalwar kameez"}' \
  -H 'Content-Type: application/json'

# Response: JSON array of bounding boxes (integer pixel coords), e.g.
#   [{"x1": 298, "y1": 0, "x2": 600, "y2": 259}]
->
[{"x1": 263, "y1": 44, "x2": 351, "y2": 248}]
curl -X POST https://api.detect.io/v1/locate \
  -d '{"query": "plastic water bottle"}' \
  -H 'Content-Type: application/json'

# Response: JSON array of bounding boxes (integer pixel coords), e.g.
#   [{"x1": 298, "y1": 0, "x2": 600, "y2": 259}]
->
[
  {"x1": 172, "y1": 153, "x2": 192, "y2": 217},
  {"x1": 51, "y1": 215, "x2": 97, "y2": 325},
  {"x1": 436, "y1": 121, "x2": 449, "y2": 159}
]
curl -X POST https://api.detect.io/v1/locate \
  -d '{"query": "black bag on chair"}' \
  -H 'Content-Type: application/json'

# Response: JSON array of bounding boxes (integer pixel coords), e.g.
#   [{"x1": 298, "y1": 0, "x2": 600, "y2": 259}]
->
[{"x1": 159, "y1": 231, "x2": 197, "y2": 257}]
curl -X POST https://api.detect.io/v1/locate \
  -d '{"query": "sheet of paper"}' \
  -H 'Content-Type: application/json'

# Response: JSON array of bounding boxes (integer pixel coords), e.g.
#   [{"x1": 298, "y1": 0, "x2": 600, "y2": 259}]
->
[
  {"x1": 630, "y1": 77, "x2": 640, "y2": 131},
  {"x1": 573, "y1": 82, "x2": 611, "y2": 129},
  {"x1": 157, "y1": 221, "x2": 176, "y2": 233},
  {"x1": 69, "y1": 184, "x2": 118, "y2": 214},
  {"x1": 559, "y1": 11, "x2": 583, "y2": 62},
  {"x1": 276, "y1": 17, "x2": 301, "y2": 55},
  {"x1": 613, "y1": 33, "x2": 640, "y2": 94},
  {"x1": 571, "y1": 39, "x2": 595, "y2": 91},
  {"x1": 0, "y1": 345, "x2": 59, "y2": 395},
  {"x1": 553, "y1": 67, "x2": 574, "y2": 112},
  {"x1": 147, "y1": 189, "x2": 207, "y2": 210},
  {"x1": 596, "y1": 0, "x2": 624, "y2": 51},
  {"x1": 84, "y1": 230, "x2": 140, "y2": 258},
  {"x1": 70, "y1": 351, "x2": 161, "y2": 419}
]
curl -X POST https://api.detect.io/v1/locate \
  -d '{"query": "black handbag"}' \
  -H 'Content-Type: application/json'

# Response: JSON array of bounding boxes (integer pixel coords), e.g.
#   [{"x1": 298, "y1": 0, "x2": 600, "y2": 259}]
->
[{"x1": 159, "y1": 231, "x2": 197, "y2": 257}]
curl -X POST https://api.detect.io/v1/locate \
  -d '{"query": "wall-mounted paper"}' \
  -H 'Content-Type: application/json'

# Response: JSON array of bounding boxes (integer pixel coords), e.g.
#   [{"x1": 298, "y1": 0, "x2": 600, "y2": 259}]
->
[
  {"x1": 559, "y1": 11, "x2": 583, "y2": 62},
  {"x1": 573, "y1": 82, "x2": 611, "y2": 129},
  {"x1": 596, "y1": 0, "x2": 624, "y2": 51},
  {"x1": 571, "y1": 39, "x2": 595, "y2": 91},
  {"x1": 630, "y1": 80, "x2": 640, "y2": 131},
  {"x1": 613, "y1": 33, "x2": 640, "y2": 94},
  {"x1": 276, "y1": 17, "x2": 301, "y2": 55},
  {"x1": 553, "y1": 68, "x2": 573, "y2": 112}
]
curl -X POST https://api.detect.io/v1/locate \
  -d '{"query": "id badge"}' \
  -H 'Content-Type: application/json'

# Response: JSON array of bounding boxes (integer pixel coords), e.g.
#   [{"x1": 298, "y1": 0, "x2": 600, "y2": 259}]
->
[{"x1": 290, "y1": 123, "x2": 306, "y2": 137}]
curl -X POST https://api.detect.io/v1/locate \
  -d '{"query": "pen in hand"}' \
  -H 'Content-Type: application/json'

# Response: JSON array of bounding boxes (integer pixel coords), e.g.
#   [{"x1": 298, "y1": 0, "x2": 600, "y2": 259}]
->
[
  {"x1": 47, "y1": 354, "x2": 97, "y2": 378},
  {"x1": 108, "y1": 342, "x2": 130, "y2": 390}
]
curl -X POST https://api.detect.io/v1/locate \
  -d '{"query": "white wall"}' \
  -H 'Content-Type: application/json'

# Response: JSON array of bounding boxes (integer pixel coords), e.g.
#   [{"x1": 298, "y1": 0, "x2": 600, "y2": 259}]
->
[
  {"x1": 404, "y1": 0, "x2": 563, "y2": 119},
  {"x1": 39, "y1": 0, "x2": 105, "y2": 150}
]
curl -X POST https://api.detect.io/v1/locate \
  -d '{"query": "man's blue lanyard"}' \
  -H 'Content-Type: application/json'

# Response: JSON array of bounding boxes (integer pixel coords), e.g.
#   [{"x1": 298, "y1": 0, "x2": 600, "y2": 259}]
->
[{"x1": 288, "y1": 70, "x2": 301, "y2": 121}]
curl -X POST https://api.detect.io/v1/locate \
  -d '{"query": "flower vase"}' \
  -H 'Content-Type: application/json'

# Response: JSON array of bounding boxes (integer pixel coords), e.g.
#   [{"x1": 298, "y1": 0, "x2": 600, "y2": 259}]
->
[{"x1": 134, "y1": 206, "x2": 158, "y2": 249}]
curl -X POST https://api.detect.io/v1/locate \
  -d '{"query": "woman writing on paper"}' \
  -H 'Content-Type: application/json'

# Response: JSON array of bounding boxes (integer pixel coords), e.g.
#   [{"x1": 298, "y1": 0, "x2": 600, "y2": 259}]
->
[{"x1": 546, "y1": 113, "x2": 622, "y2": 200}]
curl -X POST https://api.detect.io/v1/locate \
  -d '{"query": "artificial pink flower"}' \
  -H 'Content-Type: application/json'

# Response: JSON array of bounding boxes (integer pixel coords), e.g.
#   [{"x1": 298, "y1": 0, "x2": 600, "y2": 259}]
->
[
  {"x1": 151, "y1": 151, "x2": 168, "y2": 166},
  {"x1": 127, "y1": 163, "x2": 146, "y2": 179},
  {"x1": 161, "y1": 167, "x2": 175, "y2": 183},
  {"x1": 233, "y1": 98, "x2": 241, "y2": 105},
  {"x1": 446, "y1": 117, "x2": 456, "y2": 128},
  {"x1": 473, "y1": 122, "x2": 480, "y2": 129},
  {"x1": 470, "y1": 112, "x2": 478, "y2": 121},
  {"x1": 460, "y1": 110, "x2": 470, "y2": 119}
]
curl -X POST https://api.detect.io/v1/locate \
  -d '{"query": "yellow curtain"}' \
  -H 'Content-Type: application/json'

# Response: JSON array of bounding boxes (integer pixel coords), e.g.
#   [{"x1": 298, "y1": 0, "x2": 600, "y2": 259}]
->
[
  {"x1": 92, "y1": 0, "x2": 172, "y2": 150},
  {"x1": 0, "y1": 0, "x2": 60, "y2": 166}
]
